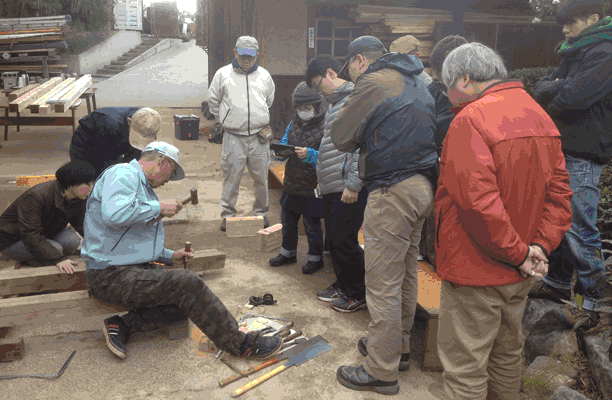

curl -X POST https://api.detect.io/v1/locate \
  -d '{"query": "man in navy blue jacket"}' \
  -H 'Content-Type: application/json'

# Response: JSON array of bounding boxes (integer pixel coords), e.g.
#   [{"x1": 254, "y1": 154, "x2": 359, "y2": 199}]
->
[
  {"x1": 69, "y1": 107, "x2": 162, "y2": 180},
  {"x1": 530, "y1": 0, "x2": 612, "y2": 329}
]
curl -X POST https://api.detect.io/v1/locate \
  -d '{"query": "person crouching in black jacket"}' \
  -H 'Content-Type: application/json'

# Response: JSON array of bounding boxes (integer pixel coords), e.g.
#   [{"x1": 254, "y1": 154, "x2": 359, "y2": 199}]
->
[
  {"x1": 269, "y1": 82, "x2": 328, "y2": 274},
  {"x1": 0, "y1": 162, "x2": 95, "y2": 273}
]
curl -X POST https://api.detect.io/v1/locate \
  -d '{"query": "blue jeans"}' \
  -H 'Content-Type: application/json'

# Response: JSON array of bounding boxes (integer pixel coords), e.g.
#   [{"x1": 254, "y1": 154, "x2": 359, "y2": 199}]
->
[
  {"x1": 279, "y1": 207, "x2": 323, "y2": 262},
  {"x1": 545, "y1": 154, "x2": 606, "y2": 310},
  {"x1": 0, "y1": 228, "x2": 81, "y2": 264}
]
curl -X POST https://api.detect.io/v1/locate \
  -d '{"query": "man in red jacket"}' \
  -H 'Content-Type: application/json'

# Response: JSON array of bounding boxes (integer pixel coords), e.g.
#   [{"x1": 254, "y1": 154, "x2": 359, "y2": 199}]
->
[{"x1": 435, "y1": 42, "x2": 573, "y2": 400}]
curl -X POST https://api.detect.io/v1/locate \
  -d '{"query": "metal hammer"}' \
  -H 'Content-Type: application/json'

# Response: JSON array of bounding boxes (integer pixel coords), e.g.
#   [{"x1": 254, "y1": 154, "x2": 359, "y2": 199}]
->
[{"x1": 146, "y1": 188, "x2": 199, "y2": 227}]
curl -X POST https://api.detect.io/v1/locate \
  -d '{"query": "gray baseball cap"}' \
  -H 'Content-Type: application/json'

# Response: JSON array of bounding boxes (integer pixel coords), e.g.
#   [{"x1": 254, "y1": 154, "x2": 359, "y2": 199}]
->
[
  {"x1": 236, "y1": 36, "x2": 259, "y2": 56},
  {"x1": 338, "y1": 36, "x2": 387, "y2": 80}
]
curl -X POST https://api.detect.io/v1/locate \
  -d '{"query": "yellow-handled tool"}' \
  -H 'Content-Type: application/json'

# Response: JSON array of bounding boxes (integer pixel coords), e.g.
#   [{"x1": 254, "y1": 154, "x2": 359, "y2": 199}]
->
[{"x1": 230, "y1": 338, "x2": 332, "y2": 397}]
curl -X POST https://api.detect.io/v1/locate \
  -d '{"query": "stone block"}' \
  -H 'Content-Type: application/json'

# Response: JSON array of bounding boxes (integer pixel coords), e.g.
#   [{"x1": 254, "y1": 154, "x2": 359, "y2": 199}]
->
[
  {"x1": 582, "y1": 335, "x2": 612, "y2": 400},
  {"x1": 522, "y1": 356, "x2": 578, "y2": 398},
  {"x1": 523, "y1": 299, "x2": 580, "y2": 363},
  {"x1": 549, "y1": 386, "x2": 592, "y2": 400}
]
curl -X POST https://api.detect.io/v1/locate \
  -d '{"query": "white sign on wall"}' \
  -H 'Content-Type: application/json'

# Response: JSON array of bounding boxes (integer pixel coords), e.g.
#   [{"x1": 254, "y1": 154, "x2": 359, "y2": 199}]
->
[{"x1": 308, "y1": 27, "x2": 315, "y2": 49}]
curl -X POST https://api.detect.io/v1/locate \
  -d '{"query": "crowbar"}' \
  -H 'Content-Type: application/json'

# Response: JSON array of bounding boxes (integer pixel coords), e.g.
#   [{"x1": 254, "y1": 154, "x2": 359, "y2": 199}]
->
[{"x1": 0, "y1": 350, "x2": 77, "y2": 380}]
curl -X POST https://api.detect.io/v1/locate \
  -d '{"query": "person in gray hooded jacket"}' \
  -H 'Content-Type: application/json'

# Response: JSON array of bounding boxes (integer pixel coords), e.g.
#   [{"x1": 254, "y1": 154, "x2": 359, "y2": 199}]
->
[{"x1": 305, "y1": 55, "x2": 369, "y2": 314}]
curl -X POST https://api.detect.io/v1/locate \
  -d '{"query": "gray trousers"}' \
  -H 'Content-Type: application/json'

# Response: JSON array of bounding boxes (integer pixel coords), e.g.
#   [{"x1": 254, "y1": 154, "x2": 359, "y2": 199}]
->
[{"x1": 220, "y1": 133, "x2": 270, "y2": 219}]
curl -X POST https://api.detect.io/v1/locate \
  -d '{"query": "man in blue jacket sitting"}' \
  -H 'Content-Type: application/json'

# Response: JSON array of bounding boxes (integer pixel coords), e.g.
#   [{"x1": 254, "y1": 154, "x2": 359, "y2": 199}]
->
[{"x1": 82, "y1": 141, "x2": 282, "y2": 360}]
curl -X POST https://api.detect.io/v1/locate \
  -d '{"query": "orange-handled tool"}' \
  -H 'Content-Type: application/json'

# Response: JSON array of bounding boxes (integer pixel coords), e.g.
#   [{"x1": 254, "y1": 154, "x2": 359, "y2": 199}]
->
[{"x1": 230, "y1": 340, "x2": 332, "y2": 397}]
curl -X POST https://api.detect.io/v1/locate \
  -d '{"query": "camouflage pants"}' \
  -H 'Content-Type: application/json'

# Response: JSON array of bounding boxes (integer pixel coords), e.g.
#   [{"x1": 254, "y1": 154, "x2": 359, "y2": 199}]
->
[{"x1": 84, "y1": 263, "x2": 247, "y2": 355}]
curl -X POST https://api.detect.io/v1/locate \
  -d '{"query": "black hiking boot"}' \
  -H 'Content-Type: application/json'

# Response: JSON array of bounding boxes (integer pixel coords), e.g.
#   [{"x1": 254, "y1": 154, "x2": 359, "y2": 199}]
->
[
  {"x1": 269, "y1": 254, "x2": 297, "y2": 267},
  {"x1": 302, "y1": 260, "x2": 324, "y2": 275},
  {"x1": 336, "y1": 365, "x2": 399, "y2": 395}
]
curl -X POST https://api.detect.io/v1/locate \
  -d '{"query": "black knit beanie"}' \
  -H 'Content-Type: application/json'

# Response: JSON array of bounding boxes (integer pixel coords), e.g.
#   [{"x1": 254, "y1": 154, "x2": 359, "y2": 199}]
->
[
  {"x1": 430, "y1": 35, "x2": 469, "y2": 76},
  {"x1": 292, "y1": 81, "x2": 323, "y2": 108}
]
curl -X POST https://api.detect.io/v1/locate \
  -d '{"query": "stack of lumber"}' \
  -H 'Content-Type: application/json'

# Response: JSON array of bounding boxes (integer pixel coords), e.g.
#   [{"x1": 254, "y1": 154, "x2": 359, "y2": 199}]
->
[
  {"x1": 6, "y1": 75, "x2": 92, "y2": 114},
  {"x1": 0, "y1": 15, "x2": 70, "y2": 74},
  {"x1": 349, "y1": 5, "x2": 452, "y2": 67}
]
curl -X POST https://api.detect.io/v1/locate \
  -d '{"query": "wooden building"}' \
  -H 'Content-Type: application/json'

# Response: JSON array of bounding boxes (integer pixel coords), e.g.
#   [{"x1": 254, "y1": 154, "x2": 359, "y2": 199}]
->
[{"x1": 206, "y1": 0, "x2": 565, "y2": 135}]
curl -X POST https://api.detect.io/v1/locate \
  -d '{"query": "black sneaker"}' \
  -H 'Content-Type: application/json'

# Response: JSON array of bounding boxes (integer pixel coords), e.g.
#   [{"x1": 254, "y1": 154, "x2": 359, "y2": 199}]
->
[
  {"x1": 219, "y1": 218, "x2": 227, "y2": 232},
  {"x1": 331, "y1": 294, "x2": 367, "y2": 313},
  {"x1": 528, "y1": 280, "x2": 571, "y2": 304},
  {"x1": 269, "y1": 254, "x2": 297, "y2": 267},
  {"x1": 103, "y1": 316, "x2": 130, "y2": 359},
  {"x1": 317, "y1": 282, "x2": 343, "y2": 302},
  {"x1": 238, "y1": 332, "x2": 283, "y2": 359},
  {"x1": 302, "y1": 260, "x2": 324, "y2": 275},
  {"x1": 337, "y1": 365, "x2": 399, "y2": 395},
  {"x1": 358, "y1": 337, "x2": 410, "y2": 371}
]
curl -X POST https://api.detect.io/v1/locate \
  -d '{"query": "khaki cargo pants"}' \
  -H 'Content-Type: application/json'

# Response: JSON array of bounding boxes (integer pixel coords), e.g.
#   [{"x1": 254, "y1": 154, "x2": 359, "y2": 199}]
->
[
  {"x1": 437, "y1": 278, "x2": 535, "y2": 400},
  {"x1": 362, "y1": 174, "x2": 434, "y2": 382}
]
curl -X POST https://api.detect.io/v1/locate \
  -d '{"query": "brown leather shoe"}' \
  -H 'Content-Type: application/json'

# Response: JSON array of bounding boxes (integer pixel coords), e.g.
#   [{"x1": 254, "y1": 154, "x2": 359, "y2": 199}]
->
[
  {"x1": 559, "y1": 304, "x2": 600, "y2": 331},
  {"x1": 528, "y1": 280, "x2": 571, "y2": 304}
]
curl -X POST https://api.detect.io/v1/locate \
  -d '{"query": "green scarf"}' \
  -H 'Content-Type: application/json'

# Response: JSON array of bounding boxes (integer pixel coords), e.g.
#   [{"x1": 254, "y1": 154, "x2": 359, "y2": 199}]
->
[{"x1": 557, "y1": 16, "x2": 612, "y2": 56}]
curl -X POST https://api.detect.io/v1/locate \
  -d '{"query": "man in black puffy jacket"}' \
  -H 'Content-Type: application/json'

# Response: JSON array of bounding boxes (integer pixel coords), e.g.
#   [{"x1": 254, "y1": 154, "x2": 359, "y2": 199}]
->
[{"x1": 530, "y1": 0, "x2": 612, "y2": 328}]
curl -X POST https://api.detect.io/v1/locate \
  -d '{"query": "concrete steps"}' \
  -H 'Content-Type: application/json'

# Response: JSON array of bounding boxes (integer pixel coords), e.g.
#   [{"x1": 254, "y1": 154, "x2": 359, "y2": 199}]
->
[{"x1": 92, "y1": 37, "x2": 162, "y2": 80}]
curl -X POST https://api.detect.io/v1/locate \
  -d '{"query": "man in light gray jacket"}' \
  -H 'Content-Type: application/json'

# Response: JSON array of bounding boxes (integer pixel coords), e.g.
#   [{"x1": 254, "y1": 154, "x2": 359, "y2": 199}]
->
[
  {"x1": 305, "y1": 55, "x2": 368, "y2": 313},
  {"x1": 208, "y1": 36, "x2": 276, "y2": 231}
]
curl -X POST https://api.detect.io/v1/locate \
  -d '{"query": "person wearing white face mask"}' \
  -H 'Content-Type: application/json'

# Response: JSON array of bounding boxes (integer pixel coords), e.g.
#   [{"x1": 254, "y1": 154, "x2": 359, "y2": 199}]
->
[{"x1": 269, "y1": 81, "x2": 328, "y2": 275}]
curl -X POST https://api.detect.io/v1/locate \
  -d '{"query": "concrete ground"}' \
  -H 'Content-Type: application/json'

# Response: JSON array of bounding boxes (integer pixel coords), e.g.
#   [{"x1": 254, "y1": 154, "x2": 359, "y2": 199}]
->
[{"x1": 0, "y1": 106, "x2": 447, "y2": 399}]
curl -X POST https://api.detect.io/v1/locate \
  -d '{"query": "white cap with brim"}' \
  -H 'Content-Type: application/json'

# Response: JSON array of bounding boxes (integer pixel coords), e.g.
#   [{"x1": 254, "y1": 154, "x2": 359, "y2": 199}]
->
[
  {"x1": 141, "y1": 141, "x2": 186, "y2": 181},
  {"x1": 129, "y1": 107, "x2": 162, "y2": 150}
]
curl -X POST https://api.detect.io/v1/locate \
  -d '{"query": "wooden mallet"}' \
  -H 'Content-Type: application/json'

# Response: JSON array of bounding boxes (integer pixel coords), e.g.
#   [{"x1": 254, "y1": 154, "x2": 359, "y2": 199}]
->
[{"x1": 146, "y1": 188, "x2": 199, "y2": 227}]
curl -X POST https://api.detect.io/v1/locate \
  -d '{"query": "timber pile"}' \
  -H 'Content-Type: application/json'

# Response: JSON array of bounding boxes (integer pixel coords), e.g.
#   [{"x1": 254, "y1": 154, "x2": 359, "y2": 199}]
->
[
  {"x1": 6, "y1": 74, "x2": 92, "y2": 114},
  {"x1": 0, "y1": 15, "x2": 70, "y2": 76},
  {"x1": 349, "y1": 5, "x2": 452, "y2": 67}
]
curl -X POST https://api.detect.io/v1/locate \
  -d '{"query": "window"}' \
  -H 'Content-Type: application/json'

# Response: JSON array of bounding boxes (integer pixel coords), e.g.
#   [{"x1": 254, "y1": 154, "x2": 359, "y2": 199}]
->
[{"x1": 315, "y1": 20, "x2": 365, "y2": 62}]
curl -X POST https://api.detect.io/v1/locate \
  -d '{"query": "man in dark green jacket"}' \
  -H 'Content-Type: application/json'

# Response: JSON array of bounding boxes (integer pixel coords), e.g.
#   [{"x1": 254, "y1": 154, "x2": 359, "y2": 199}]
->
[
  {"x1": 330, "y1": 35, "x2": 438, "y2": 395},
  {"x1": 530, "y1": 0, "x2": 612, "y2": 328}
]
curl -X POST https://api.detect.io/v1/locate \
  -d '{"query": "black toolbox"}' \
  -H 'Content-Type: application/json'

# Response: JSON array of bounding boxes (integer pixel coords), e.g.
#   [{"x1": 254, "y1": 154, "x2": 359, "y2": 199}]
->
[{"x1": 174, "y1": 114, "x2": 200, "y2": 140}]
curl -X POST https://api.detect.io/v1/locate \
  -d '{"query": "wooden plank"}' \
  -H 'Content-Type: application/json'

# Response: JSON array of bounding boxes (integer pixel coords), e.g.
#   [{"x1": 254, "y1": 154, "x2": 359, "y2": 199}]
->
[
  {"x1": 0, "y1": 55, "x2": 61, "y2": 64},
  {"x1": 54, "y1": 76, "x2": 92, "y2": 113},
  {"x1": 8, "y1": 76, "x2": 62, "y2": 112},
  {"x1": 386, "y1": 25, "x2": 435, "y2": 35},
  {"x1": 7, "y1": 83, "x2": 40, "y2": 101},
  {"x1": 0, "y1": 327, "x2": 24, "y2": 362},
  {"x1": 0, "y1": 35, "x2": 63, "y2": 45},
  {"x1": 0, "y1": 265, "x2": 86, "y2": 297},
  {"x1": 226, "y1": 216, "x2": 264, "y2": 238},
  {"x1": 1, "y1": 48, "x2": 54, "y2": 53},
  {"x1": 167, "y1": 250, "x2": 226, "y2": 272},
  {"x1": 384, "y1": 19, "x2": 440, "y2": 27},
  {"x1": 16, "y1": 175, "x2": 56, "y2": 187},
  {"x1": 268, "y1": 163, "x2": 285, "y2": 189},
  {"x1": 30, "y1": 77, "x2": 75, "y2": 113},
  {"x1": 356, "y1": 5, "x2": 451, "y2": 17},
  {"x1": 258, "y1": 224, "x2": 282, "y2": 252},
  {"x1": 0, "y1": 28, "x2": 61, "y2": 35},
  {"x1": 422, "y1": 316, "x2": 442, "y2": 372},
  {"x1": 0, "y1": 16, "x2": 69, "y2": 24},
  {"x1": 0, "y1": 290, "x2": 126, "y2": 327},
  {"x1": 0, "y1": 116, "x2": 73, "y2": 126},
  {"x1": 416, "y1": 260, "x2": 441, "y2": 315}
]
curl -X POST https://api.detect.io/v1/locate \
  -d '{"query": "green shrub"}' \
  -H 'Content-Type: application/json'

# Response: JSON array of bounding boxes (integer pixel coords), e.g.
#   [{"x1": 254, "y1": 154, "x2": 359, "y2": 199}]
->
[{"x1": 507, "y1": 66, "x2": 557, "y2": 98}]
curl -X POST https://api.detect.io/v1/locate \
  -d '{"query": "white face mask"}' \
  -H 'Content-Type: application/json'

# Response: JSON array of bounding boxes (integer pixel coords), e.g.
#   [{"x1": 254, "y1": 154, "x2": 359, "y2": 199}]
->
[{"x1": 298, "y1": 110, "x2": 315, "y2": 121}]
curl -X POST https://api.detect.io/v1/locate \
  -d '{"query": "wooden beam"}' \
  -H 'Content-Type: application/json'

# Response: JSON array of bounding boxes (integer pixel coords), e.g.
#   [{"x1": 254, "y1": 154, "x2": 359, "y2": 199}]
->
[
  {"x1": 0, "y1": 35, "x2": 64, "y2": 45},
  {"x1": 8, "y1": 76, "x2": 62, "y2": 112},
  {"x1": 0, "y1": 265, "x2": 87, "y2": 297},
  {"x1": 0, "y1": 290, "x2": 126, "y2": 327},
  {"x1": 49, "y1": 75, "x2": 92, "y2": 113},
  {"x1": 0, "y1": 116, "x2": 73, "y2": 126},
  {"x1": 7, "y1": 83, "x2": 40, "y2": 102},
  {"x1": 166, "y1": 250, "x2": 226, "y2": 272},
  {"x1": 0, "y1": 327, "x2": 24, "y2": 362},
  {"x1": 386, "y1": 25, "x2": 435, "y2": 35},
  {"x1": 30, "y1": 78, "x2": 75, "y2": 113},
  {"x1": 226, "y1": 217, "x2": 264, "y2": 238}
]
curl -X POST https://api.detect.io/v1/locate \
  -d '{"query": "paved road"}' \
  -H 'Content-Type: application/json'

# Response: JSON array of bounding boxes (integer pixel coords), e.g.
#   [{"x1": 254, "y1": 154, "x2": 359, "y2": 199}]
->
[{"x1": 93, "y1": 40, "x2": 209, "y2": 108}]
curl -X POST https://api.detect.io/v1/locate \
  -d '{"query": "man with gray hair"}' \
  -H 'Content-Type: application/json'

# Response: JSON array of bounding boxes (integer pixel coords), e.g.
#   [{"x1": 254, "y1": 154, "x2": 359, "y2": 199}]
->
[
  {"x1": 208, "y1": 36, "x2": 276, "y2": 231},
  {"x1": 330, "y1": 35, "x2": 438, "y2": 395},
  {"x1": 435, "y1": 42, "x2": 572, "y2": 400}
]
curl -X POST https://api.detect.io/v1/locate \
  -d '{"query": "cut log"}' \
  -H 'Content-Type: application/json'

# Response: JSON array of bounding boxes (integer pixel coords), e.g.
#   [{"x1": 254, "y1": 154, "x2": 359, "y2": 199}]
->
[
  {"x1": 0, "y1": 290, "x2": 126, "y2": 327},
  {"x1": 226, "y1": 216, "x2": 265, "y2": 238},
  {"x1": 7, "y1": 82, "x2": 40, "y2": 102},
  {"x1": 258, "y1": 224, "x2": 283, "y2": 252},
  {"x1": 30, "y1": 77, "x2": 75, "y2": 113},
  {"x1": 8, "y1": 76, "x2": 62, "y2": 112}
]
